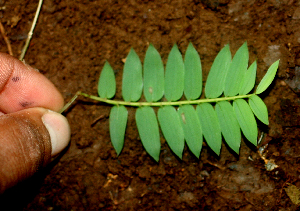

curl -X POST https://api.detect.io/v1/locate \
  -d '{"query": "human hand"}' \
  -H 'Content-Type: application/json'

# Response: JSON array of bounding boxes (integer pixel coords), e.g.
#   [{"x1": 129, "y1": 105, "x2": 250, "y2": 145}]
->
[{"x1": 0, "y1": 53, "x2": 70, "y2": 193}]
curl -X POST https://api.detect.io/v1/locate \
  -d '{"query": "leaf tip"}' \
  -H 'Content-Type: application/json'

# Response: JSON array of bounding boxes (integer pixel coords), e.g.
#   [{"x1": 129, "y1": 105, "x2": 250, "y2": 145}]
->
[
  {"x1": 148, "y1": 43, "x2": 154, "y2": 48},
  {"x1": 153, "y1": 155, "x2": 160, "y2": 162},
  {"x1": 188, "y1": 41, "x2": 194, "y2": 47},
  {"x1": 172, "y1": 43, "x2": 179, "y2": 50},
  {"x1": 233, "y1": 149, "x2": 240, "y2": 155}
]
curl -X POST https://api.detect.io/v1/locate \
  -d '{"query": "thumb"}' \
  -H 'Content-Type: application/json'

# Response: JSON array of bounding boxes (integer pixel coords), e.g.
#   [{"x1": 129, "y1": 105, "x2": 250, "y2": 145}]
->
[{"x1": 0, "y1": 108, "x2": 70, "y2": 193}]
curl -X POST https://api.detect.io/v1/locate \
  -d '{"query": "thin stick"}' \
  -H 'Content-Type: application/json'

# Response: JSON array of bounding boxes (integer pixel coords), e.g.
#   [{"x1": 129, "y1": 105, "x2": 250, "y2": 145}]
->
[
  {"x1": 19, "y1": 0, "x2": 43, "y2": 61},
  {"x1": 0, "y1": 22, "x2": 13, "y2": 56}
]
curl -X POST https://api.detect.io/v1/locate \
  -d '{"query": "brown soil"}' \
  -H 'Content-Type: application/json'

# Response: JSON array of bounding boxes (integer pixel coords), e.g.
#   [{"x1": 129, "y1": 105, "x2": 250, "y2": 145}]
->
[{"x1": 1, "y1": 0, "x2": 300, "y2": 210}]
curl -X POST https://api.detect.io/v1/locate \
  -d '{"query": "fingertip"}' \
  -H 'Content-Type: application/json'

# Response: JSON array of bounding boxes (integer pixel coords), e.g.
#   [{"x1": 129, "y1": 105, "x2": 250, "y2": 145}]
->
[{"x1": 42, "y1": 110, "x2": 71, "y2": 156}]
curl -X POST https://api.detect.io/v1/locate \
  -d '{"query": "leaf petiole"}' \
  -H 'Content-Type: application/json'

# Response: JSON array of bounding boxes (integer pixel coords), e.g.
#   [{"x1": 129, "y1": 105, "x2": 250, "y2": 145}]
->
[{"x1": 59, "y1": 91, "x2": 80, "y2": 114}]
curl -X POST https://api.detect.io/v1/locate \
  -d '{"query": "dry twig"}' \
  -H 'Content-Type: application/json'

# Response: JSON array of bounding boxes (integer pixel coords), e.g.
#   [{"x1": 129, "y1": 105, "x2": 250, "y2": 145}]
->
[
  {"x1": 0, "y1": 22, "x2": 13, "y2": 56},
  {"x1": 19, "y1": 0, "x2": 43, "y2": 61}
]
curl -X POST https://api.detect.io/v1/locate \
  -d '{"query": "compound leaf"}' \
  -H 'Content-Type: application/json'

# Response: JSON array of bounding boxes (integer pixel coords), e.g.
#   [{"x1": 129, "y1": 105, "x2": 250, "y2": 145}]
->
[
  {"x1": 239, "y1": 60, "x2": 257, "y2": 95},
  {"x1": 98, "y1": 61, "x2": 116, "y2": 99},
  {"x1": 122, "y1": 48, "x2": 143, "y2": 102},
  {"x1": 165, "y1": 44, "x2": 185, "y2": 101},
  {"x1": 205, "y1": 44, "x2": 231, "y2": 99},
  {"x1": 178, "y1": 105, "x2": 203, "y2": 158},
  {"x1": 233, "y1": 99, "x2": 258, "y2": 146},
  {"x1": 136, "y1": 107, "x2": 161, "y2": 161},
  {"x1": 144, "y1": 44, "x2": 164, "y2": 102},
  {"x1": 109, "y1": 105, "x2": 128, "y2": 156},
  {"x1": 196, "y1": 103, "x2": 222, "y2": 156},
  {"x1": 216, "y1": 101, "x2": 241, "y2": 154},
  {"x1": 225, "y1": 42, "x2": 249, "y2": 97},
  {"x1": 256, "y1": 60, "x2": 280, "y2": 94},
  {"x1": 158, "y1": 106, "x2": 184, "y2": 159},
  {"x1": 249, "y1": 95, "x2": 269, "y2": 125},
  {"x1": 184, "y1": 42, "x2": 202, "y2": 100}
]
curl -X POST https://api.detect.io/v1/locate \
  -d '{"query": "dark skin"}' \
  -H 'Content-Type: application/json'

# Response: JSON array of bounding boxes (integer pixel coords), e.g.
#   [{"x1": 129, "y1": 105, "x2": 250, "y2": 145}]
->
[{"x1": 0, "y1": 53, "x2": 70, "y2": 193}]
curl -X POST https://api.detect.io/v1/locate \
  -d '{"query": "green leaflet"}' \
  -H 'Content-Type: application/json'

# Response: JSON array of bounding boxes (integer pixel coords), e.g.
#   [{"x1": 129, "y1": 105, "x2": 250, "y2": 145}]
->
[
  {"x1": 205, "y1": 44, "x2": 231, "y2": 99},
  {"x1": 178, "y1": 105, "x2": 203, "y2": 158},
  {"x1": 109, "y1": 105, "x2": 128, "y2": 156},
  {"x1": 216, "y1": 101, "x2": 241, "y2": 154},
  {"x1": 249, "y1": 95, "x2": 269, "y2": 125},
  {"x1": 184, "y1": 42, "x2": 202, "y2": 100},
  {"x1": 143, "y1": 44, "x2": 164, "y2": 102},
  {"x1": 196, "y1": 103, "x2": 222, "y2": 156},
  {"x1": 158, "y1": 106, "x2": 184, "y2": 159},
  {"x1": 98, "y1": 61, "x2": 116, "y2": 99},
  {"x1": 256, "y1": 60, "x2": 280, "y2": 94},
  {"x1": 165, "y1": 44, "x2": 185, "y2": 101},
  {"x1": 233, "y1": 99, "x2": 258, "y2": 146},
  {"x1": 239, "y1": 61, "x2": 257, "y2": 95},
  {"x1": 225, "y1": 42, "x2": 249, "y2": 97},
  {"x1": 135, "y1": 107, "x2": 161, "y2": 161},
  {"x1": 122, "y1": 48, "x2": 143, "y2": 102}
]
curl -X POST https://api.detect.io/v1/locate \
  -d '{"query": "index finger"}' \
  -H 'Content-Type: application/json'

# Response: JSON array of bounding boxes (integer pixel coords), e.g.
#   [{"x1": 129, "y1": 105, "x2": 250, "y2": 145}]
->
[{"x1": 0, "y1": 53, "x2": 64, "y2": 114}]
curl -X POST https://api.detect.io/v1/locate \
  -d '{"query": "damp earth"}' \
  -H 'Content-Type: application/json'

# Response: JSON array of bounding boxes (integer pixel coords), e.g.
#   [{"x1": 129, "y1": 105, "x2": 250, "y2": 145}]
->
[{"x1": 1, "y1": 0, "x2": 300, "y2": 210}]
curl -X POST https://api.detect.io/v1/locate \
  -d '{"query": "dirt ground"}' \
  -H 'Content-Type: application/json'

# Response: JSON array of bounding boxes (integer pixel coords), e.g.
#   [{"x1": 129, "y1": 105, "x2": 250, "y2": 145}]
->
[{"x1": 1, "y1": 0, "x2": 300, "y2": 210}]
